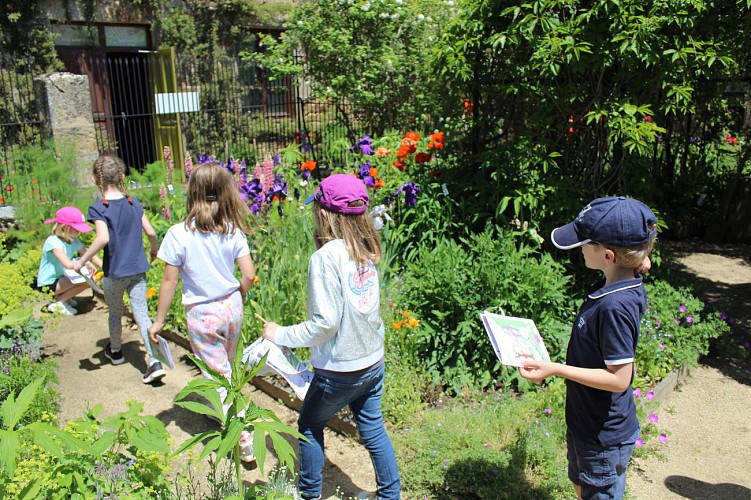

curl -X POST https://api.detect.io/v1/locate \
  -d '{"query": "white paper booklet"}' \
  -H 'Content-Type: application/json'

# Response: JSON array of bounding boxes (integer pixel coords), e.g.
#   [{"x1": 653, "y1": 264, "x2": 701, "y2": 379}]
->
[
  {"x1": 64, "y1": 262, "x2": 103, "y2": 294},
  {"x1": 480, "y1": 311, "x2": 550, "y2": 367},
  {"x1": 153, "y1": 336, "x2": 175, "y2": 370},
  {"x1": 242, "y1": 337, "x2": 313, "y2": 400}
]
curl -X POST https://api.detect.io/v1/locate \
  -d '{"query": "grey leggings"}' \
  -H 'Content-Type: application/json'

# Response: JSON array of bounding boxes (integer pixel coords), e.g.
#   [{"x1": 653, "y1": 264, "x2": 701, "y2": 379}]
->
[{"x1": 103, "y1": 273, "x2": 154, "y2": 362}]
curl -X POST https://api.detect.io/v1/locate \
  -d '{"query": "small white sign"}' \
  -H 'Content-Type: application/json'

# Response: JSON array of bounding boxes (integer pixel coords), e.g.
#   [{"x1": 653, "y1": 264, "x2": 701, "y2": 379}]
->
[{"x1": 154, "y1": 92, "x2": 200, "y2": 114}]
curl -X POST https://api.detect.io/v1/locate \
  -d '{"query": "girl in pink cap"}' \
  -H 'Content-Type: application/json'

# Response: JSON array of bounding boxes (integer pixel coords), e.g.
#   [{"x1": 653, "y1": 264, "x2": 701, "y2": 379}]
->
[{"x1": 37, "y1": 206, "x2": 103, "y2": 315}]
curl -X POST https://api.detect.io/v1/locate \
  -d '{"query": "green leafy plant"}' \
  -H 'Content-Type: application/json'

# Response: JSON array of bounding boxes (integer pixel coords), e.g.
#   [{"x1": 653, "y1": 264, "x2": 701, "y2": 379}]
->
[
  {"x1": 173, "y1": 338, "x2": 303, "y2": 496},
  {"x1": 396, "y1": 226, "x2": 572, "y2": 393}
]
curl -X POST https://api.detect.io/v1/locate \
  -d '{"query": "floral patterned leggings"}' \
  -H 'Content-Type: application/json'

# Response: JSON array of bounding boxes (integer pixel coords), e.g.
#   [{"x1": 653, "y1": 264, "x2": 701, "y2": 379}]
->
[
  {"x1": 186, "y1": 291, "x2": 244, "y2": 401},
  {"x1": 103, "y1": 273, "x2": 154, "y2": 362}
]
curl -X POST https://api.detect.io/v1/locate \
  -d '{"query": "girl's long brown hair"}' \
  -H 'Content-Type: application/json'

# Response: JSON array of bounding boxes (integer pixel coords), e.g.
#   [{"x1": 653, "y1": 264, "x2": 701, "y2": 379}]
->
[
  {"x1": 312, "y1": 200, "x2": 381, "y2": 265},
  {"x1": 185, "y1": 162, "x2": 253, "y2": 235},
  {"x1": 92, "y1": 155, "x2": 130, "y2": 200}
]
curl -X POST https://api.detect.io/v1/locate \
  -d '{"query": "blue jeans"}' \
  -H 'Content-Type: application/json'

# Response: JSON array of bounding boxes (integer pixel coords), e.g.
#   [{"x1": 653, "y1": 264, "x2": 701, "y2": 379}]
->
[
  {"x1": 297, "y1": 363, "x2": 401, "y2": 500},
  {"x1": 567, "y1": 428, "x2": 640, "y2": 500}
]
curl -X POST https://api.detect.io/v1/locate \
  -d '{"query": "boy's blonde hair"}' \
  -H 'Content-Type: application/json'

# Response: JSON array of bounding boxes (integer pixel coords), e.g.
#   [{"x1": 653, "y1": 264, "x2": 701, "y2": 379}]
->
[
  {"x1": 312, "y1": 201, "x2": 382, "y2": 265},
  {"x1": 607, "y1": 224, "x2": 657, "y2": 270},
  {"x1": 185, "y1": 162, "x2": 253, "y2": 235},
  {"x1": 51, "y1": 222, "x2": 75, "y2": 243}
]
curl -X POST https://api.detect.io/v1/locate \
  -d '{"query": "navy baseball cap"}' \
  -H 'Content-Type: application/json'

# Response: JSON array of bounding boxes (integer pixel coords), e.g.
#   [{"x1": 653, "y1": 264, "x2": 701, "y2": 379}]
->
[{"x1": 551, "y1": 196, "x2": 657, "y2": 249}]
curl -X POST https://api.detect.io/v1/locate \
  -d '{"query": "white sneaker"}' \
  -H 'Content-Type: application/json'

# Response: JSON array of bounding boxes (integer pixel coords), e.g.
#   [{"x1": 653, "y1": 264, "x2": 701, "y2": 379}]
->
[{"x1": 48, "y1": 301, "x2": 76, "y2": 315}]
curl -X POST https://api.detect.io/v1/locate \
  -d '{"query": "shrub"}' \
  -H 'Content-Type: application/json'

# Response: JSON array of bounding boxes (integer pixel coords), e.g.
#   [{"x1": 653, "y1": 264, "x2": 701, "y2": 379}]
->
[
  {"x1": 636, "y1": 279, "x2": 729, "y2": 385},
  {"x1": 396, "y1": 226, "x2": 573, "y2": 393}
]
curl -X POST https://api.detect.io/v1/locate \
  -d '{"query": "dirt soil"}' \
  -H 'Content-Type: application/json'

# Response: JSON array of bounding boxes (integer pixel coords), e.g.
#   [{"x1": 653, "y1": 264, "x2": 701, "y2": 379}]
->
[{"x1": 41, "y1": 240, "x2": 751, "y2": 500}]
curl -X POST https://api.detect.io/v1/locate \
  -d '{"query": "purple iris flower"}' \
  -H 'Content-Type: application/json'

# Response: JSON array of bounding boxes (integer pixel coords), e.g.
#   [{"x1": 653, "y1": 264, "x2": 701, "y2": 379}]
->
[
  {"x1": 357, "y1": 160, "x2": 375, "y2": 187},
  {"x1": 350, "y1": 134, "x2": 374, "y2": 155},
  {"x1": 394, "y1": 182, "x2": 421, "y2": 207},
  {"x1": 265, "y1": 174, "x2": 288, "y2": 203},
  {"x1": 273, "y1": 152, "x2": 281, "y2": 167},
  {"x1": 239, "y1": 178, "x2": 264, "y2": 203},
  {"x1": 302, "y1": 170, "x2": 311, "y2": 181},
  {"x1": 198, "y1": 153, "x2": 214, "y2": 164}
]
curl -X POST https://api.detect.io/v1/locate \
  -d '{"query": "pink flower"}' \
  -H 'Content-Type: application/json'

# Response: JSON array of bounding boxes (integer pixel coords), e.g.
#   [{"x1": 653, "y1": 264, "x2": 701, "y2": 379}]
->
[
  {"x1": 659, "y1": 343, "x2": 666, "y2": 349},
  {"x1": 633, "y1": 388, "x2": 642, "y2": 398},
  {"x1": 646, "y1": 391, "x2": 655, "y2": 401},
  {"x1": 686, "y1": 316, "x2": 694, "y2": 324},
  {"x1": 544, "y1": 408, "x2": 552, "y2": 415},
  {"x1": 679, "y1": 305, "x2": 687, "y2": 313},
  {"x1": 674, "y1": 318, "x2": 681, "y2": 325},
  {"x1": 658, "y1": 433, "x2": 669, "y2": 443},
  {"x1": 648, "y1": 413, "x2": 659, "y2": 424},
  {"x1": 635, "y1": 437, "x2": 644, "y2": 447}
]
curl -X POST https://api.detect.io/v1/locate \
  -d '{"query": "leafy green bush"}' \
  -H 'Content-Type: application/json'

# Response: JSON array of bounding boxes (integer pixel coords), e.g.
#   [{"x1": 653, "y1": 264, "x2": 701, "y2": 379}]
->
[
  {"x1": 636, "y1": 279, "x2": 729, "y2": 385},
  {"x1": 396, "y1": 226, "x2": 573, "y2": 393},
  {"x1": 0, "y1": 236, "x2": 44, "y2": 317},
  {"x1": 0, "y1": 353, "x2": 58, "y2": 428},
  {"x1": 2, "y1": 399, "x2": 172, "y2": 498}
]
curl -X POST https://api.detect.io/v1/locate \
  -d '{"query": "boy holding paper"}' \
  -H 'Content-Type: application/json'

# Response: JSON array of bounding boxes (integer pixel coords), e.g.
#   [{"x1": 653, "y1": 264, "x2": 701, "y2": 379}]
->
[{"x1": 520, "y1": 196, "x2": 657, "y2": 500}]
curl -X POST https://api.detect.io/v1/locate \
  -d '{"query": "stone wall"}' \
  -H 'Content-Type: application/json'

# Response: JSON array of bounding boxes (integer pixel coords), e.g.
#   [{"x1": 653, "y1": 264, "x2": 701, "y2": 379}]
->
[{"x1": 35, "y1": 73, "x2": 99, "y2": 187}]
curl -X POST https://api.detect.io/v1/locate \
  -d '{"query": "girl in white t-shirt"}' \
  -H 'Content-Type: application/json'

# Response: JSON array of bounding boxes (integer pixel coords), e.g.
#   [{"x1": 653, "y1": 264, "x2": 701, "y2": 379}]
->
[
  {"x1": 36, "y1": 206, "x2": 102, "y2": 315},
  {"x1": 148, "y1": 162, "x2": 257, "y2": 463}
]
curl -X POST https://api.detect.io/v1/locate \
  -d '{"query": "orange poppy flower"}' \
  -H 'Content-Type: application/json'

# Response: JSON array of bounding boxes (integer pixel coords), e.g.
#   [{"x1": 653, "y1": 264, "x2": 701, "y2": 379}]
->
[
  {"x1": 146, "y1": 287, "x2": 157, "y2": 300},
  {"x1": 369, "y1": 167, "x2": 378, "y2": 177},
  {"x1": 253, "y1": 275, "x2": 260, "y2": 284},
  {"x1": 374, "y1": 178, "x2": 385, "y2": 189},
  {"x1": 408, "y1": 317, "x2": 420, "y2": 328},
  {"x1": 301, "y1": 160, "x2": 317, "y2": 172},
  {"x1": 405, "y1": 131, "x2": 420, "y2": 142},
  {"x1": 375, "y1": 147, "x2": 391, "y2": 156},
  {"x1": 393, "y1": 321, "x2": 402, "y2": 330}
]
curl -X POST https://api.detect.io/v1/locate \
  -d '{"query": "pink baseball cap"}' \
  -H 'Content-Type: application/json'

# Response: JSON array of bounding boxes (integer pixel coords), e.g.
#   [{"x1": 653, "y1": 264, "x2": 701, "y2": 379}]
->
[
  {"x1": 305, "y1": 174, "x2": 369, "y2": 215},
  {"x1": 44, "y1": 206, "x2": 92, "y2": 233}
]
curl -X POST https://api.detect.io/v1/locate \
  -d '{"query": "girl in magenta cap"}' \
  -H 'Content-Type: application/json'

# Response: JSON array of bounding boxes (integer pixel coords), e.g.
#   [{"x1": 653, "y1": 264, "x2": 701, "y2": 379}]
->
[
  {"x1": 37, "y1": 206, "x2": 103, "y2": 315},
  {"x1": 262, "y1": 173, "x2": 401, "y2": 500}
]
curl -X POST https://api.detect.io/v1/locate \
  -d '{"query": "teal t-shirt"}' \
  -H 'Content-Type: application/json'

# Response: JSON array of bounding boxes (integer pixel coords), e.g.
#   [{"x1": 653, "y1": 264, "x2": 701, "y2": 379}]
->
[{"x1": 37, "y1": 235, "x2": 83, "y2": 287}]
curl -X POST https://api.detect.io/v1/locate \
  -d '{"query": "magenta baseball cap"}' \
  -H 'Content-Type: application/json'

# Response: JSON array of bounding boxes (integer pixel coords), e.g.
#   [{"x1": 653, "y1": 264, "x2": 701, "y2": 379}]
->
[
  {"x1": 551, "y1": 196, "x2": 657, "y2": 249},
  {"x1": 44, "y1": 206, "x2": 92, "y2": 233},
  {"x1": 304, "y1": 174, "x2": 369, "y2": 215}
]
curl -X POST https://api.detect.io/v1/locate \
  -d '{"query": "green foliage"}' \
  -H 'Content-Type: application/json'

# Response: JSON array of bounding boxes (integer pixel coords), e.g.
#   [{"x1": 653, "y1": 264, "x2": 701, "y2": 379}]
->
[
  {"x1": 2, "y1": 399, "x2": 173, "y2": 499},
  {"x1": 247, "y1": 201, "x2": 316, "y2": 327},
  {"x1": 174, "y1": 337, "x2": 303, "y2": 494},
  {"x1": 1, "y1": 142, "x2": 85, "y2": 225},
  {"x1": 251, "y1": 0, "x2": 457, "y2": 133},
  {"x1": 0, "y1": 235, "x2": 43, "y2": 318},
  {"x1": 0, "y1": 354, "x2": 59, "y2": 430},
  {"x1": 396, "y1": 226, "x2": 572, "y2": 393},
  {"x1": 392, "y1": 391, "x2": 572, "y2": 499},
  {"x1": 636, "y1": 279, "x2": 729, "y2": 385}
]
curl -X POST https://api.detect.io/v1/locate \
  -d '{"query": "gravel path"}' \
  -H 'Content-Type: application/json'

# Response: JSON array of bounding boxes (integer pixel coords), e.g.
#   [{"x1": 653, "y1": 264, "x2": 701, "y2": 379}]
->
[{"x1": 627, "y1": 242, "x2": 751, "y2": 500}]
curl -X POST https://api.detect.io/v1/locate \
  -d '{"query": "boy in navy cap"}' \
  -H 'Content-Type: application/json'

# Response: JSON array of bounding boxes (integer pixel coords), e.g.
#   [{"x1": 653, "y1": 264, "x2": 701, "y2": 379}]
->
[{"x1": 520, "y1": 196, "x2": 657, "y2": 500}]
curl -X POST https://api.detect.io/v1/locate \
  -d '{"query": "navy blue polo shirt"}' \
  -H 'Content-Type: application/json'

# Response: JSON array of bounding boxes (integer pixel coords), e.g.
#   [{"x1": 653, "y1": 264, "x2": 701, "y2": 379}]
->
[
  {"x1": 565, "y1": 276, "x2": 646, "y2": 446},
  {"x1": 88, "y1": 197, "x2": 150, "y2": 278}
]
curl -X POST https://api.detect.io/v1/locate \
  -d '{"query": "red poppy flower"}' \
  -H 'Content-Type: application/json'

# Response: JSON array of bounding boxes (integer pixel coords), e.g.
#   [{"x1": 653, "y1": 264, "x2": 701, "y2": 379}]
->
[
  {"x1": 393, "y1": 160, "x2": 405, "y2": 170},
  {"x1": 726, "y1": 136, "x2": 738, "y2": 145},
  {"x1": 5, "y1": 185, "x2": 14, "y2": 192},
  {"x1": 415, "y1": 152, "x2": 432, "y2": 163},
  {"x1": 0, "y1": 197, "x2": 4, "y2": 203},
  {"x1": 301, "y1": 160, "x2": 317, "y2": 172},
  {"x1": 645, "y1": 115, "x2": 652, "y2": 123}
]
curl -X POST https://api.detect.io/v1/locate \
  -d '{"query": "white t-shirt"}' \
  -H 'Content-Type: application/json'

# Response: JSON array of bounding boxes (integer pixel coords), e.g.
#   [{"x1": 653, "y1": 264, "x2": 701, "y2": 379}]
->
[{"x1": 157, "y1": 222, "x2": 250, "y2": 305}]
